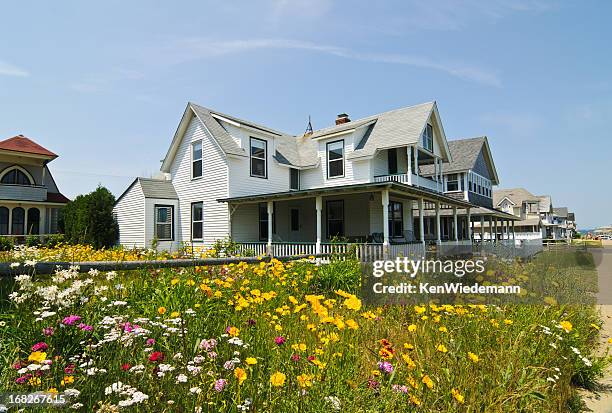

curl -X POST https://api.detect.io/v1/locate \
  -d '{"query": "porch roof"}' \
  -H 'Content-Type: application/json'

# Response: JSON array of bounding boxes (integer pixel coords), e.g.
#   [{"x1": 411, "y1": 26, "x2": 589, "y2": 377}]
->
[
  {"x1": 218, "y1": 181, "x2": 474, "y2": 208},
  {"x1": 416, "y1": 205, "x2": 519, "y2": 220}
]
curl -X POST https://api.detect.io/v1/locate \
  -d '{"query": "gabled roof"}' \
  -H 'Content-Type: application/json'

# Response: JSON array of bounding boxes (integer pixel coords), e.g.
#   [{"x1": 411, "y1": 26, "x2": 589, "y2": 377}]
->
[
  {"x1": 0, "y1": 135, "x2": 57, "y2": 158},
  {"x1": 493, "y1": 188, "x2": 539, "y2": 207},
  {"x1": 139, "y1": 178, "x2": 178, "y2": 199},
  {"x1": 46, "y1": 192, "x2": 70, "y2": 204},
  {"x1": 419, "y1": 136, "x2": 499, "y2": 184},
  {"x1": 553, "y1": 207, "x2": 568, "y2": 218},
  {"x1": 537, "y1": 195, "x2": 552, "y2": 213}
]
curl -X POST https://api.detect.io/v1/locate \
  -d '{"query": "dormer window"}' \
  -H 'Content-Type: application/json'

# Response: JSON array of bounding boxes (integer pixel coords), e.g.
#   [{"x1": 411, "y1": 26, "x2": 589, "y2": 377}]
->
[
  {"x1": 327, "y1": 140, "x2": 344, "y2": 179},
  {"x1": 446, "y1": 174, "x2": 459, "y2": 191},
  {"x1": 423, "y1": 124, "x2": 433, "y2": 152},
  {"x1": 0, "y1": 167, "x2": 33, "y2": 185},
  {"x1": 250, "y1": 137, "x2": 267, "y2": 178}
]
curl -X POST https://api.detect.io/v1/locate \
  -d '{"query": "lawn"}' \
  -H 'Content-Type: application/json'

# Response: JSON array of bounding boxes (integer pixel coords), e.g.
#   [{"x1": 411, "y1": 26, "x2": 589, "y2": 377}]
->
[{"x1": 0, "y1": 246, "x2": 606, "y2": 412}]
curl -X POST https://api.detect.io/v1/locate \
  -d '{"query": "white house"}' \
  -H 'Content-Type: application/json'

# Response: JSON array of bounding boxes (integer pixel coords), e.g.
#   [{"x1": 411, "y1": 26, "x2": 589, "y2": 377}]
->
[{"x1": 115, "y1": 101, "x2": 516, "y2": 257}]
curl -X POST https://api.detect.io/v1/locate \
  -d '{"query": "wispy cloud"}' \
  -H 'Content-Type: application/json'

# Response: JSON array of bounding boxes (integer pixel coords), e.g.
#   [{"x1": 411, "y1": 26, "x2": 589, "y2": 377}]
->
[
  {"x1": 0, "y1": 61, "x2": 29, "y2": 77},
  {"x1": 162, "y1": 38, "x2": 501, "y2": 87}
]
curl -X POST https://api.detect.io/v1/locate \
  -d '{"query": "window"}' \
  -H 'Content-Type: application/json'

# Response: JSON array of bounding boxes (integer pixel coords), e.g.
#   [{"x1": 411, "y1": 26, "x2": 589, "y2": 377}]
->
[
  {"x1": 387, "y1": 148, "x2": 398, "y2": 174},
  {"x1": 423, "y1": 124, "x2": 433, "y2": 152},
  {"x1": 154, "y1": 205, "x2": 173, "y2": 241},
  {"x1": 290, "y1": 168, "x2": 299, "y2": 190},
  {"x1": 27, "y1": 208, "x2": 40, "y2": 235},
  {"x1": 0, "y1": 207, "x2": 7, "y2": 235},
  {"x1": 446, "y1": 173, "x2": 459, "y2": 191},
  {"x1": 388, "y1": 201, "x2": 403, "y2": 238},
  {"x1": 192, "y1": 141, "x2": 203, "y2": 178},
  {"x1": 191, "y1": 202, "x2": 203, "y2": 240},
  {"x1": 326, "y1": 200, "x2": 344, "y2": 238},
  {"x1": 290, "y1": 209, "x2": 299, "y2": 231},
  {"x1": 1, "y1": 168, "x2": 32, "y2": 185},
  {"x1": 250, "y1": 137, "x2": 267, "y2": 178},
  {"x1": 326, "y1": 140, "x2": 344, "y2": 178},
  {"x1": 259, "y1": 203, "x2": 269, "y2": 241},
  {"x1": 12, "y1": 207, "x2": 24, "y2": 235}
]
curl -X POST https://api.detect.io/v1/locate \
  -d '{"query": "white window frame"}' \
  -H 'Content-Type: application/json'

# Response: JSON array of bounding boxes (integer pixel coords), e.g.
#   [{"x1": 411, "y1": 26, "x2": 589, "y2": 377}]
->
[
  {"x1": 250, "y1": 137, "x2": 267, "y2": 179},
  {"x1": 192, "y1": 140, "x2": 203, "y2": 179},
  {"x1": 326, "y1": 139, "x2": 345, "y2": 179},
  {"x1": 154, "y1": 205, "x2": 174, "y2": 241},
  {"x1": 191, "y1": 202, "x2": 203, "y2": 241},
  {"x1": 446, "y1": 173, "x2": 460, "y2": 192},
  {"x1": 422, "y1": 123, "x2": 434, "y2": 152}
]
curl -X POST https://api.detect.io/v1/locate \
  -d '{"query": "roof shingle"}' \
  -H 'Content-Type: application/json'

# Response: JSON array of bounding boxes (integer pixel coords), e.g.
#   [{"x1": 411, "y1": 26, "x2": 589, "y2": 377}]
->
[{"x1": 0, "y1": 135, "x2": 57, "y2": 157}]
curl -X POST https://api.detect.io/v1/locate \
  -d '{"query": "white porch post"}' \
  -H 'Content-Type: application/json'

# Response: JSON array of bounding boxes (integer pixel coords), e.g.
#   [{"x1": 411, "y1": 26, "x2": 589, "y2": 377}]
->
[
  {"x1": 418, "y1": 198, "x2": 425, "y2": 248},
  {"x1": 453, "y1": 207, "x2": 458, "y2": 243},
  {"x1": 512, "y1": 220, "x2": 516, "y2": 242},
  {"x1": 267, "y1": 201, "x2": 273, "y2": 256},
  {"x1": 434, "y1": 158, "x2": 439, "y2": 191},
  {"x1": 406, "y1": 146, "x2": 412, "y2": 185},
  {"x1": 435, "y1": 202, "x2": 441, "y2": 245},
  {"x1": 382, "y1": 189, "x2": 390, "y2": 257},
  {"x1": 414, "y1": 149, "x2": 420, "y2": 186},
  {"x1": 488, "y1": 216, "x2": 493, "y2": 242},
  {"x1": 467, "y1": 208, "x2": 472, "y2": 242},
  {"x1": 463, "y1": 173, "x2": 469, "y2": 201},
  {"x1": 494, "y1": 217, "x2": 498, "y2": 244},
  {"x1": 8, "y1": 208, "x2": 12, "y2": 235},
  {"x1": 315, "y1": 196, "x2": 322, "y2": 255},
  {"x1": 480, "y1": 215, "x2": 484, "y2": 242}
]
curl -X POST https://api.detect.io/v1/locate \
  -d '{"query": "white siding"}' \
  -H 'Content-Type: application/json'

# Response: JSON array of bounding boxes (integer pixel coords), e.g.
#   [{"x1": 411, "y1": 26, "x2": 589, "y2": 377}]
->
[
  {"x1": 144, "y1": 198, "x2": 180, "y2": 251},
  {"x1": 170, "y1": 116, "x2": 230, "y2": 247},
  {"x1": 114, "y1": 181, "x2": 145, "y2": 248}
]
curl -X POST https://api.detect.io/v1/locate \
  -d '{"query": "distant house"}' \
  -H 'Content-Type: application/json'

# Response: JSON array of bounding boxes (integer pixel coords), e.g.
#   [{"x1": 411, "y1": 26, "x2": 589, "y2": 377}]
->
[
  {"x1": 552, "y1": 207, "x2": 576, "y2": 239},
  {"x1": 0, "y1": 135, "x2": 69, "y2": 237},
  {"x1": 114, "y1": 101, "x2": 521, "y2": 256}
]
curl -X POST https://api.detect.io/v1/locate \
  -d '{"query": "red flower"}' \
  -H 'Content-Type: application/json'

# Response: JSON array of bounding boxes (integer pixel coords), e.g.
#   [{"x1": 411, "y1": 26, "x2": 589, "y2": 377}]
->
[
  {"x1": 64, "y1": 364, "x2": 75, "y2": 374},
  {"x1": 291, "y1": 354, "x2": 300, "y2": 362},
  {"x1": 121, "y1": 363, "x2": 131, "y2": 371},
  {"x1": 149, "y1": 351, "x2": 164, "y2": 363}
]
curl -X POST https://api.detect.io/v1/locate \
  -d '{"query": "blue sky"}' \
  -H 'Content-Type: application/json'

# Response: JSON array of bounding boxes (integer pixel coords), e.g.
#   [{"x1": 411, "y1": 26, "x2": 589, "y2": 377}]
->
[{"x1": 0, "y1": 1, "x2": 610, "y2": 228}]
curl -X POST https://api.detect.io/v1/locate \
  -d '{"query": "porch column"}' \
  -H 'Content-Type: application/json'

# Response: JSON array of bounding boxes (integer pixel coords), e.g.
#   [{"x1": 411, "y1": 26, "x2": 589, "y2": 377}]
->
[
  {"x1": 488, "y1": 216, "x2": 493, "y2": 243},
  {"x1": 493, "y1": 217, "x2": 498, "y2": 244},
  {"x1": 8, "y1": 208, "x2": 12, "y2": 235},
  {"x1": 414, "y1": 149, "x2": 420, "y2": 186},
  {"x1": 435, "y1": 202, "x2": 441, "y2": 245},
  {"x1": 418, "y1": 198, "x2": 425, "y2": 248},
  {"x1": 463, "y1": 173, "x2": 469, "y2": 201},
  {"x1": 453, "y1": 207, "x2": 458, "y2": 242},
  {"x1": 512, "y1": 220, "x2": 516, "y2": 241},
  {"x1": 467, "y1": 208, "x2": 472, "y2": 242},
  {"x1": 382, "y1": 189, "x2": 390, "y2": 257},
  {"x1": 267, "y1": 201, "x2": 274, "y2": 255},
  {"x1": 480, "y1": 216, "x2": 484, "y2": 242},
  {"x1": 406, "y1": 146, "x2": 412, "y2": 185},
  {"x1": 315, "y1": 196, "x2": 322, "y2": 255}
]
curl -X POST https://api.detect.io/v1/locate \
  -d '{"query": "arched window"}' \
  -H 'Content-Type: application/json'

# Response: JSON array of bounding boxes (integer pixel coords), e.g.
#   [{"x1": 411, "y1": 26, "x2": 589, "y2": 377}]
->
[
  {"x1": 27, "y1": 208, "x2": 40, "y2": 235},
  {"x1": 1, "y1": 167, "x2": 33, "y2": 185},
  {"x1": 11, "y1": 207, "x2": 25, "y2": 235},
  {"x1": 0, "y1": 207, "x2": 8, "y2": 235}
]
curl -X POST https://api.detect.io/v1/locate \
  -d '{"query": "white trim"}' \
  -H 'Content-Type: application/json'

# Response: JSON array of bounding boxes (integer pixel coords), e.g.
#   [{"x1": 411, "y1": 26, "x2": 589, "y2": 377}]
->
[
  {"x1": 312, "y1": 128, "x2": 355, "y2": 140},
  {"x1": 0, "y1": 165, "x2": 35, "y2": 185}
]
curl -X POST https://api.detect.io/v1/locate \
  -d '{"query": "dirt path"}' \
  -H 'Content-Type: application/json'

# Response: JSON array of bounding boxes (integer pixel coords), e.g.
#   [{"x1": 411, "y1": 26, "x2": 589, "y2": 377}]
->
[{"x1": 582, "y1": 246, "x2": 612, "y2": 412}]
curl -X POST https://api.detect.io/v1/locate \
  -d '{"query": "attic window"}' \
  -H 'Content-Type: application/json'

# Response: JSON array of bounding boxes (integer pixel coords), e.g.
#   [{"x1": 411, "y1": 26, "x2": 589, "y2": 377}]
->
[
  {"x1": 326, "y1": 140, "x2": 344, "y2": 179},
  {"x1": 192, "y1": 141, "x2": 203, "y2": 178},
  {"x1": 250, "y1": 137, "x2": 267, "y2": 178},
  {"x1": 423, "y1": 124, "x2": 433, "y2": 152}
]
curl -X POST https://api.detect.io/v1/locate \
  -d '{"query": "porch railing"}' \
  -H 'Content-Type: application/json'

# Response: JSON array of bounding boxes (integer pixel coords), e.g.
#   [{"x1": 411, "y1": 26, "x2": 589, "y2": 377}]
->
[{"x1": 372, "y1": 173, "x2": 440, "y2": 192}]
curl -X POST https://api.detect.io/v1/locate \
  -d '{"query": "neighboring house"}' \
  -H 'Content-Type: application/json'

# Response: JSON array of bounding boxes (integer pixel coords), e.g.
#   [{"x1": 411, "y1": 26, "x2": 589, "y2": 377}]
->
[
  {"x1": 114, "y1": 101, "x2": 518, "y2": 256},
  {"x1": 552, "y1": 207, "x2": 571, "y2": 239},
  {"x1": 494, "y1": 188, "x2": 544, "y2": 240},
  {"x1": 0, "y1": 135, "x2": 69, "y2": 237},
  {"x1": 419, "y1": 137, "x2": 517, "y2": 242},
  {"x1": 566, "y1": 212, "x2": 576, "y2": 237}
]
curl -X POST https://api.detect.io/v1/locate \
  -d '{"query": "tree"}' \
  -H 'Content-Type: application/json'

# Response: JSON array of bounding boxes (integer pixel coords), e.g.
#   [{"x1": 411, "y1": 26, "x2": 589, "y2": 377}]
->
[{"x1": 60, "y1": 186, "x2": 119, "y2": 248}]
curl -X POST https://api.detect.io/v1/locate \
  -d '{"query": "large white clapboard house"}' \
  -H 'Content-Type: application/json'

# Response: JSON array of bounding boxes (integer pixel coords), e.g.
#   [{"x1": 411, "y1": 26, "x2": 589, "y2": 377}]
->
[{"x1": 114, "y1": 101, "x2": 521, "y2": 257}]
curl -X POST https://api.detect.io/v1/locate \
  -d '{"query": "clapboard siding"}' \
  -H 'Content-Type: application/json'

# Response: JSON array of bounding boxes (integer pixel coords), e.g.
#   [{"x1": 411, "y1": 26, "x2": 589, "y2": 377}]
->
[
  {"x1": 144, "y1": 198, "x2": 180, "y2": 251},
  {"x1": 114, "y1": 180, "x2": 145, "y2": 248},
  {"x1": 170, "y1": 115, "x2": 229, "y2": 247}
]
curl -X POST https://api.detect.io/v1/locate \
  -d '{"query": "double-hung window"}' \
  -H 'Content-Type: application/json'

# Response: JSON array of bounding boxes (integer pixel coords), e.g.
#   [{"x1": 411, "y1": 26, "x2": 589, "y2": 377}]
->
[
  {"x1": 192, "y1": 141, "x2": 202, "y2": 178},
  {"x1": 446, "y1": 173, "x2": 459, "y2": 191},
  {"x1": 387, "y1": 148, "x2": 398, "y2": 174},
  {"x1": 423, "y1": 124, "x2": 433, "y2": 152},
  {"x1": 326, "y1": 200, "x2": 344, "y2": 238},
  {"x1": 250, "y1": 137, "x2": 267, "y2": 178},
  {"x1": 191, "y1": 202, "x2": 203, "y2": 240},
  {"x1": 155, "y1": 205, "x2": 173, "y2": 241},
  {"x1": 290, "y1": 168, "x2": 299, "y2": 190},
  {"x1": 388, "y1": 201, "x2": 403, "y2": 238},
  {"x1": 327, "y1": 140, "x2": 344, "y2": 179}
]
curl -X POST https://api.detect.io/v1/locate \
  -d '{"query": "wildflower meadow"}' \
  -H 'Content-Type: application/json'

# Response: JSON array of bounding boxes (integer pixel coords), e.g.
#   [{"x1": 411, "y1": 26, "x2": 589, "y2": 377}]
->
[{"x1": 0, "y1": 245, "x2": 606, "y2": 412}]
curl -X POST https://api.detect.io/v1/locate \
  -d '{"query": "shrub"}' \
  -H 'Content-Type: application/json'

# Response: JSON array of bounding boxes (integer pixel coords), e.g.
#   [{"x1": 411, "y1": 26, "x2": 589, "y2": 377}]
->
[
  {"x1": 43, "y1": 233, "x2": 65, "y2": 248},
  {"x1": 25, "y1": 235, "x2": 41, "y2": 247},
  {"x1": 61, "y1": 186, "x2": 119, "y2": 249},
  {"x1": 0, "y1": 236, "x2": 13, "y2": 251}
]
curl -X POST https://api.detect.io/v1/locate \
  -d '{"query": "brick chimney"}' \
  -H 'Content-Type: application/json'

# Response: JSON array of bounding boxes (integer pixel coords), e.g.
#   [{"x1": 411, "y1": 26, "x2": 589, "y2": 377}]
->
[{"x1": 335, "y1": 113, "x2": 350, "y2": 125}]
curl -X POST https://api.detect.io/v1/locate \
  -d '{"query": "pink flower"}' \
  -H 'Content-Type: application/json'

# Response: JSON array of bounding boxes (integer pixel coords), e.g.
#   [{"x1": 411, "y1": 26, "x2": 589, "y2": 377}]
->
[
  {"x1": 146, "y1": 338, "x2": 155, "y2": 346},
  {"x1": 274, "y1": 336, "x2": 286, "y2": 346},
  {"x1": 31, "y1": 342, "x2": 48, "y2": 352},
  {"x1": 377, "y1": 361, "x2": 394, "y2": 374},
  {"x1": 291, "y1": 354, "x2": 300, "y2": 362},
  {"x1": 214, "y1": 379, "x2": 227, "y2": 392},
  {"x1": 43, "y1": 327, "x2": 54, "y2": 336},
  {"x1": 62, "y1": 315, "x2": 81, "y2": 326},
  {"x1": 78, "y1": 323, "x2": 93, "y2": 332},
  {"x1": 15, "y1": 374, "x2": 32, "y2": 384},
  {"x1": 64, "y1": 364, "x2": 75, "y2": 374}
]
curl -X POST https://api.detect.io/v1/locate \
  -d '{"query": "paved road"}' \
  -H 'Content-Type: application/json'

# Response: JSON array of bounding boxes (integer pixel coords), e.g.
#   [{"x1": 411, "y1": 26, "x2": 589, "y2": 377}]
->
[{"x1": 583, "y1": 246, "x2": 612, "y2": 413}]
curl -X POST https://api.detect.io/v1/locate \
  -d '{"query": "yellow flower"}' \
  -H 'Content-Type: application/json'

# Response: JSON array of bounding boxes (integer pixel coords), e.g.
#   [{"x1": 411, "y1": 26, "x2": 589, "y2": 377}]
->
[
  {"x1": 452, "y1": 388, "x2": 465, "y2": 404},
  {"x1": 346, "y1": 319, "x2": 359, "y2": 330},
  {"x1": 591, "y1": 323, "x2": 601, "y2": 331},
  {"x1": 407, "y1": 324, "x2": 417, "y2": 332},
  {"x1": 343, "y1": 295, "x2": 362, "y2": 311},
  {"x1": 270, "y1": 371, "x2": 286, "y2": 387},
  {"x1": 436, "y1": 344, "x2": 448, "y2": 353},
  {"x1": 560, "y1": 321, "x2": 573, "y2": 333},
  {"x1": 28, "y1": 351, "x2": 46, "y2": 363},
  {"x1": 158, "y1": 307, "x2": 166, "y2": 315},
  {"x1": 245, "y1": 357, "x2": 257, "y2": 365},
  {"x1": 170, "y1": 311, "x2": 180, "y2": 318},
  {"x1": 60, "y1": 375, "x2": 74, "y2": 386},
  {"x1": 503, "y1": 319, "x2": 513, "y2": 325},
  {"x1": 467, "y1": 352, "x2": 480, "y2": 363},
  {"x1": 438, "y1": 326, "x2": 448, "y2": 333},
  {"x1": 422, "y1": 375, "x2": 434, "y2": 389},
  {"x1": 409, "y1": 394, "x2": 422, "y2": 406},
  {"x1": 171, "y1": 278, "x2": 180, "y2": 286},
  {"x1": 297, "y1": 373, "x2": 314, "y2": 388},
  {"x1": 234, "y1": 367, "x2": 247, "y2": 385},
  {"x1": 402, "y1": 354, "x2": 416, "y2": 369},
  {"x1": 186, "y1": 279, "x2": 196, "y2": 286},
  {"x1": 414, "y1": 305, "x2": 426, "y2": 314},
  {"x1": 227, "y1": 326, "x2": 240, "y2": 337}
]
